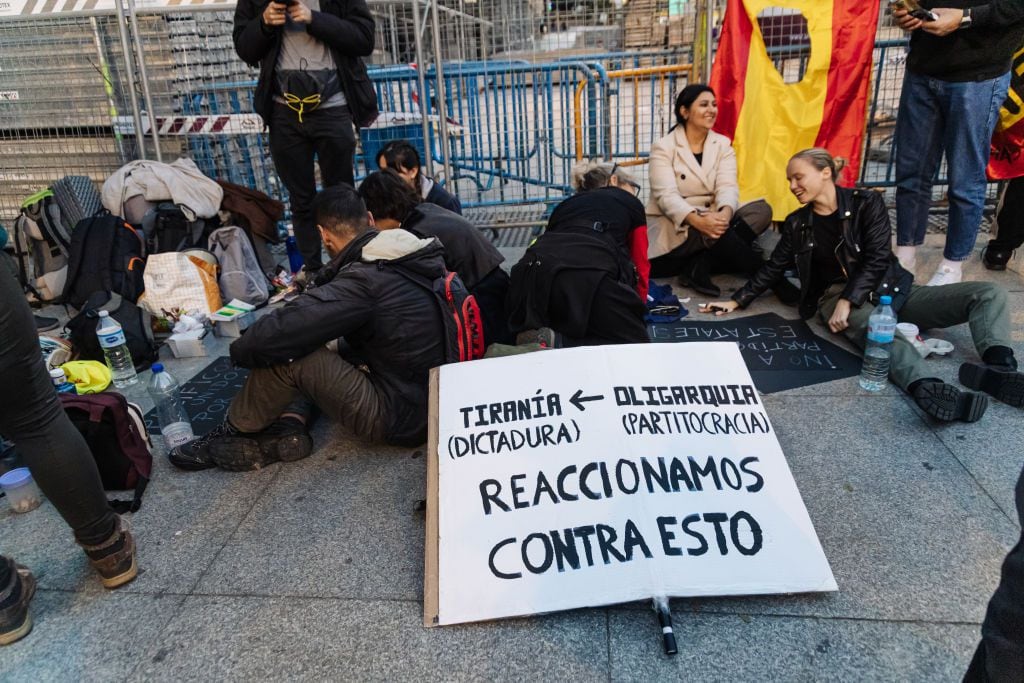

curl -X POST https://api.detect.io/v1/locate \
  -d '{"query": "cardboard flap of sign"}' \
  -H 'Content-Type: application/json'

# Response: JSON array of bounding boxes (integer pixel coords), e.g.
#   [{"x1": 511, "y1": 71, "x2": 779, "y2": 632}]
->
[{"x1": 424, "y1": 342, "x2": 836, "y2": 627}]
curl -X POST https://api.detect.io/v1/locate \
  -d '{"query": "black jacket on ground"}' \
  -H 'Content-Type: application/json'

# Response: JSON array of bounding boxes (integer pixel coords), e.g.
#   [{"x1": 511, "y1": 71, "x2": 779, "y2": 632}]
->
[
  {"x1": 232, "y1": 0, "x2": 379, "y2": 127},
  {"x1": 733, "y1": 186, "x2": 913, "y2": 318},
  {"x1": 401, "y1": 203, "x2": 503, "y2": 290},
  {"x1": 230, "y1": 229, "x2": 447, "y2": 445},
  {"x1": 908, "y1": 1, "x2": 1024, "y2": 82}
]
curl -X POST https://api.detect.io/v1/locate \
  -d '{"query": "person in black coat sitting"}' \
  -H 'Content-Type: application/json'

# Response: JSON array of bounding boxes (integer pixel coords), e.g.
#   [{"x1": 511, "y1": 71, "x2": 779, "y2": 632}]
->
[
  {"x1": 506, "y1": 160, "x2": 651, "y2": 347},
  {"x1": 376, "y1": 139, "x2": 462, "y2": 214},
  {"x1": 705, "y1": 148, "x2": 1023, "y2": 423},
  {"x1": 358, "y1": 169, "x2": 510, "y2": 345}
]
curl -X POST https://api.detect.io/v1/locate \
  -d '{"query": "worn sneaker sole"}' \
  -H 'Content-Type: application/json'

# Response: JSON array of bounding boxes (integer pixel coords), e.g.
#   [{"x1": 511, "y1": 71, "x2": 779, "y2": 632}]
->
[
  {"x1": 167, "y1": 449, "x2": 217, "y2": 471},
  {"x1": 959, "y1": 363, "x2": 1024, "y2": 408},
  {"x1": 0, "y1": 568, "x2": 36, "y2": 646},
  {"x1": 915, "y1": 383, "x2": 988, "y2": 422},
  {"x1": 210, "y1": 433, "x2": 313, "y2": 471},
  {"x1": 100, "y1": 552, "x2": 138, "y2": 590}
]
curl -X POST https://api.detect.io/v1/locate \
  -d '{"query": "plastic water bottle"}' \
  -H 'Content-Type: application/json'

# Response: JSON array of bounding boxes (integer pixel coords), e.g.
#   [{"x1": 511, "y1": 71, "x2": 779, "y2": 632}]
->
[
  {"x1": 285, "y1": 225, "x2": 304, "y2": 274},
  {"x1": 146, "y1": 364, "x2": 195, "y2": 448},
  {"x1": 96, "y1": 310, "x2": 138, "y2": 388},
  {"x1": 859, "y1": 295, "x2": 897, "y2": 391},
  {"x1": 49, "y1": 367, "x2": 77, "y2": 394}
]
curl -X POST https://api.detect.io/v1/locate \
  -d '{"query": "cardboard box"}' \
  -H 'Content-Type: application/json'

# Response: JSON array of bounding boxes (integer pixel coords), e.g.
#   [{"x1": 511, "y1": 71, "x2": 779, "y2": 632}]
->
[
  {"x1": 211, "y1": 300, "x2": 256, "y2": 338},
  {"x1": 167, "y1": 328, "x2": 209, "y2": 358}
]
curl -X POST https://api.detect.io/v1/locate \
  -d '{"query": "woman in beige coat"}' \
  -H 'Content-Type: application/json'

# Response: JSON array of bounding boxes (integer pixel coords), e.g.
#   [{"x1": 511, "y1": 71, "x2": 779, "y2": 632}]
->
[{"x1": 647, "y1": 84, "x2": 779, "y2": 298}]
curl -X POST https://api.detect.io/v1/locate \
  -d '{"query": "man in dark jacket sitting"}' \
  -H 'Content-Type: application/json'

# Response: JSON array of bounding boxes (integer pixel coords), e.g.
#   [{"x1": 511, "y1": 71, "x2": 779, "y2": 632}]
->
[
  {"x1": 168, "y1": 184, "x2": 449, "y2": 471},
  {"x1": 358, "y1": 169, "x2": 511, "y2": 346}
]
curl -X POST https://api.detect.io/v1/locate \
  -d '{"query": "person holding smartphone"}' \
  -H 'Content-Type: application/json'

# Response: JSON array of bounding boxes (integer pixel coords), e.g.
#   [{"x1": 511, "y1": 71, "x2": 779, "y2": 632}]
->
[
  {"x1": 889, "y1": 1, "x2": 1024, "y2": 286},
  {"x1": 233, "y1": 0, "x2": 378, "y2": 278}
]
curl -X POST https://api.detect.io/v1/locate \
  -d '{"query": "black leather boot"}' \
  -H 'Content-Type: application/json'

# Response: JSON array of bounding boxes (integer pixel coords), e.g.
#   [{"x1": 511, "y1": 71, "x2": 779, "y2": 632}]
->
[{"x1": 676, "y1": 251, "x2": 720, "y2": 297}]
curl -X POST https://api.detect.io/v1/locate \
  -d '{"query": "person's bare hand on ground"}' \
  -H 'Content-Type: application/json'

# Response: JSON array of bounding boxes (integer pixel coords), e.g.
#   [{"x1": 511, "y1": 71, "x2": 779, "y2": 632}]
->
[{"x1": 700, "y1": 300, "x2": 739, "y2": 316}]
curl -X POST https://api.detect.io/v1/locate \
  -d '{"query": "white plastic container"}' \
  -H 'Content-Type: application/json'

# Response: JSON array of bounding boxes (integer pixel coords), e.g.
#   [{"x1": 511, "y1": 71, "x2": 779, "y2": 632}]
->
[{"x1": 0, "y1": 467, "x2": 43, "y2": 513}]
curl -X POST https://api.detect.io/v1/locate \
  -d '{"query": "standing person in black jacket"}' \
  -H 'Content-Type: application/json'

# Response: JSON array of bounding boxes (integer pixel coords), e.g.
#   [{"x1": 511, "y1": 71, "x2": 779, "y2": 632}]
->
[
  {"x1": 233, "y1": 0, "x2": 378, "y2": 275},
  {"x1": 705, "y1": 149, "x2": 1023, "y2": 423},
  {"x1": 358, "y1": 169, "x2": 511, "y2": 345},
  {"x1": 964, "y1": 464, "x2": 1024, "y2": 682},
  {"x1": 890, "y1": 1, "x2": 1024, "y2": 286},
  {"x1": 376, "y1": 139, "x2": 463, "y2": 214},
  {"x1": 167, "y1": 185, "x2": 450, "y2": 471}
]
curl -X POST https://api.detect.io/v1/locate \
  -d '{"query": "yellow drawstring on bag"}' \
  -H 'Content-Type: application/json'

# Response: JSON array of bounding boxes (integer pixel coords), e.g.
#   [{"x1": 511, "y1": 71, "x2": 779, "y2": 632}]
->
[
  {"x1": 283, "y1": 93, "x2": 322, "y2": 123},
  {"x1": 60, "y1": 361, "x2": 112, "y2": 394}
]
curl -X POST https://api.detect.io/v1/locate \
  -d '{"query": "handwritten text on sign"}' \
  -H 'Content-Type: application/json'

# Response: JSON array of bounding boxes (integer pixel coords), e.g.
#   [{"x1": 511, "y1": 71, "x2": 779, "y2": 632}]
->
[{"x1": 434, "y1": 343, "x2": 836, "y2": 625}]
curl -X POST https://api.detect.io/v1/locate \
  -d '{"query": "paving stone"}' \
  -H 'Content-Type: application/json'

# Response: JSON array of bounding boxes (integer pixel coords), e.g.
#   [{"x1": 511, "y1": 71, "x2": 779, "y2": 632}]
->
[
  {"x1": 133, "y1": 596, "x2": 607, "y2": 681},
  {"x1": 646, "y1": 394, "x2": 1017, "y2": 624},
  {"x1": 193, "y1": 423, "x2": 428, "y2": 600},
  {"x1": 1, "y1": 590, "x2": 184, "y2": 682},
  {"x1": 608, "y1": 609, "x2": 979, "y2": 682},
  {"x1": 0, "y1": 442, "x2": 280, "y2": 595}
]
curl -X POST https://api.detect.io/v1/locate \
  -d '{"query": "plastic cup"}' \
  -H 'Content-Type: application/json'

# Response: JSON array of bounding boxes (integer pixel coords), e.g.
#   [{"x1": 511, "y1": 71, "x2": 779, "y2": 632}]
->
[
  {"x1": 896, "y1": 322, "x2": 919, "y2": 342},
  {"x1": 0, "y1": 467, "x2": 43, "y2": 514}
]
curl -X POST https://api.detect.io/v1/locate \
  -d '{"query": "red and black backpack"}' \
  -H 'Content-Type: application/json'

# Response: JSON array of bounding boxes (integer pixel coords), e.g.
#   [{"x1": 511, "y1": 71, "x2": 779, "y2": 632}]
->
[{"x1": 392, "y1": 266, "x2": 485, "y2": 363}]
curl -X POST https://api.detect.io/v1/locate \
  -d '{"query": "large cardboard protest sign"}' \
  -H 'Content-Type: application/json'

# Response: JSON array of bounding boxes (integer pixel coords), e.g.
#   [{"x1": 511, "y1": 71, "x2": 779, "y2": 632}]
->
[{"x1": 424, "y1": 343, "x2": 836, "y2": 627}]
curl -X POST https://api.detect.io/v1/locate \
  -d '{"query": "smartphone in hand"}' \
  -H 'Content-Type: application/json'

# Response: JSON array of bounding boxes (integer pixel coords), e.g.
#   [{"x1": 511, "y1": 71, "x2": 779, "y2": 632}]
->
[{"x1": 890, "y1": 0, "x2": 938, "y2": 22}]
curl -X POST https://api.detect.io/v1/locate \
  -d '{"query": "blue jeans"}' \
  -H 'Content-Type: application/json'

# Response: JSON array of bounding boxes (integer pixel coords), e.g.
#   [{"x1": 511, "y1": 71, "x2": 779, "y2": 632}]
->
[{"x1": 894, "y1": 70, "x2": 1011, "y2": 261}]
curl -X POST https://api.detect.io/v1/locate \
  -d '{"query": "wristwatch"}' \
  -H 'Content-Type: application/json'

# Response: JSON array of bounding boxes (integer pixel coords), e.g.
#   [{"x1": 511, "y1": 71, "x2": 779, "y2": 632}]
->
[{"x1": 960, "y1": 7, "x2": 973, "y2": 29}]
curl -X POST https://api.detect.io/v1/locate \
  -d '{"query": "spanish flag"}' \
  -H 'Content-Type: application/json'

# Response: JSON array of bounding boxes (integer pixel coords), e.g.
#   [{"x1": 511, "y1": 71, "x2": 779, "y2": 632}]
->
[
  {"x1": 988, "y1": 44, "x2": 1024, "y2": 181},
  {"x1": 710, "y1": 0, "x2": 880, "y2": 220}
]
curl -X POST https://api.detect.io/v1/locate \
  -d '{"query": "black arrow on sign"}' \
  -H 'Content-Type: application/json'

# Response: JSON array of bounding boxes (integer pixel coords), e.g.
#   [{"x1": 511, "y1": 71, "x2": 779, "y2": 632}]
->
[{"x1": 570, "y1": 389, "x2": 605, "y2": 411}]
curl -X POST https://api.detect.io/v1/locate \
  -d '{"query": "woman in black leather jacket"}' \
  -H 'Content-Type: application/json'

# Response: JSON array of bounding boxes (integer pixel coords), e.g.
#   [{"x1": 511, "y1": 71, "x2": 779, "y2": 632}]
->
[{"x1": 704, "y1": 148, "x2": 1023, "y2": 423}]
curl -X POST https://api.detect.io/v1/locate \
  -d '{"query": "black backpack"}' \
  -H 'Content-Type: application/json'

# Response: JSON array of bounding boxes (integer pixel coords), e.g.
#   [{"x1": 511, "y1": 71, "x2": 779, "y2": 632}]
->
[
  {"x1": 392, "y1": 266, "x2": 485, "y2": 363},
  {"x1": 142, "y1": 202, "x2": 212, "y2": 254},
  {"x1": 65, "y1": 291, "x2": 159, "y2": 372},
  {"x1": 63, "y1": 211, "x2": 146, "y2": 309}
]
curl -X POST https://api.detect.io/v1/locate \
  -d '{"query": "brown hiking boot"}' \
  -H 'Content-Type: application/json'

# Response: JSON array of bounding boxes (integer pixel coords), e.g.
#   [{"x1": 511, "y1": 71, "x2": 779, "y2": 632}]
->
[
  {"x1": 78, "y1": 516, "x2": 138, "y2": 589},
  {"x1": 0, "y1": 559, "x2": 36, "y2": 646}
]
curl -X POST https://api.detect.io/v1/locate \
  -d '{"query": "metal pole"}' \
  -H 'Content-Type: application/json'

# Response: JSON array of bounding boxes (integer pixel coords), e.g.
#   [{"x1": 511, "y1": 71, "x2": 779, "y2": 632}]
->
[
  {"x1": 410, "y1": 0, "x2": 435, "y2": 177},
  {"x1": 127, "y1": 0, "x2": 162, "y2": 162},
  {"x1": 113, "y1": 0, "x2": 147, "y2": 159},
  {"x1": 428, "y1": 0, "x2": 452, "y2": 183},
  {"x1": 703, "y1": 0, "x2": 714, "y2": 82}
]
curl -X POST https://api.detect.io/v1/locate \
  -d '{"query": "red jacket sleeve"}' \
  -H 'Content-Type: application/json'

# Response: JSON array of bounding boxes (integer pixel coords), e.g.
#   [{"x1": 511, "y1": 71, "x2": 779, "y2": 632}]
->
[{"x1": 629, "y1": 226, "x2": 650, "y2": 302}]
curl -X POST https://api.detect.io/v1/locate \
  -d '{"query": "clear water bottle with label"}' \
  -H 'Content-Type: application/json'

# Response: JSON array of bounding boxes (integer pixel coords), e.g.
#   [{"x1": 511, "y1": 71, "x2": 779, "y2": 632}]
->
[
  {"x1": 859, "y1": 295, "x2": 897, "y2": 391},
  {"x1": 146, "y1": 363, "x2": 195, "y2": 448},
  {"x1": 96, "y1": 310, "x2": 138, "y2": 388}
]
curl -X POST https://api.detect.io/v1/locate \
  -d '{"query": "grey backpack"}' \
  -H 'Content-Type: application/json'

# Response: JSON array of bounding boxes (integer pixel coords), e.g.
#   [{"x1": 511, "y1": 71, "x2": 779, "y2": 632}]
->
[
  {"x1": 207, "y1": 226, "x2": 269, "y2": 307},
  {"x1": 13, "y1": 190, "x2": 73, "y2": 302}
]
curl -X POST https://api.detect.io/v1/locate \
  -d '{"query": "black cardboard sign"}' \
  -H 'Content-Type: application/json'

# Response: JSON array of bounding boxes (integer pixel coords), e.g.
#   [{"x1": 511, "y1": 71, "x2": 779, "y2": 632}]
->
[
  {"x1": 144, "y1": 356, "x2": 249, "y2": 436},
  {"x1": 647, "y1": 312, "x2": 861, "y2": 393}
]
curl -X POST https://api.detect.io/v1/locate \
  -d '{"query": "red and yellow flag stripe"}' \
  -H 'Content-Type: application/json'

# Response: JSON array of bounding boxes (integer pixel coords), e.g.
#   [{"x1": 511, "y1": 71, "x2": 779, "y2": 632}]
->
[{"x1": 711, "y1": 0, "x2": 880, "y2": 220}]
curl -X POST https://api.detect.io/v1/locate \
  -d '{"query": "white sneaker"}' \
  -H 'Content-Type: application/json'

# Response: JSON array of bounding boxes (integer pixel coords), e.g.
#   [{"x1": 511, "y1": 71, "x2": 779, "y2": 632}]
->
[
  {"x1": 894, "y1": 245, "x2": 917, "y2": 273},
  {"x1": 926, "y1": 264, "x2": 963, "y2": 286}
]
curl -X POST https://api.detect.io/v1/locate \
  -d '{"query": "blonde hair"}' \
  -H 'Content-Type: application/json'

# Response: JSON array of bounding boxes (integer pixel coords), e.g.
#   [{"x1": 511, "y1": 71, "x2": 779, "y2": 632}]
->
[
  {"x1": 570, "y1": 159, "x2": 639, "y2": 192},
  {"x1": 790, "y1": 148, "x2": 848, "y2": 181}
]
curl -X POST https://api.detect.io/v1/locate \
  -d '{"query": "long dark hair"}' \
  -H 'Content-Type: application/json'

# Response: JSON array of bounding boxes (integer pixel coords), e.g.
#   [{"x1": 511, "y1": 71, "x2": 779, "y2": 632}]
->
[{"x1": 671, "y1": 83, "x2": 715, "y2": 131}]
